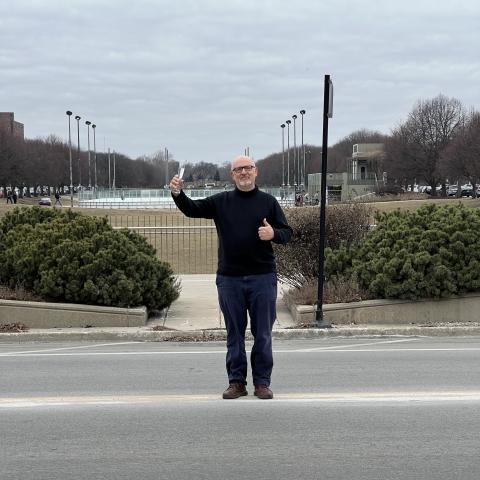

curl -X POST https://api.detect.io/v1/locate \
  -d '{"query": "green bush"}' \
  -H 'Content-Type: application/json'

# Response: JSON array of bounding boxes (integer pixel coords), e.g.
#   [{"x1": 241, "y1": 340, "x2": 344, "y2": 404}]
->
[
  {"x1": 0, "y1": 207, "x2": 180, "y2": 310},
  {"x1": 325, "y1": 203, "x2": 480, "y2": 300},
  {"x1": 0, "y1": 206, "x2": 60, "y2": 235},
  {"x1": 274, "y1": 203, "x2": 372, "y2": 288}
]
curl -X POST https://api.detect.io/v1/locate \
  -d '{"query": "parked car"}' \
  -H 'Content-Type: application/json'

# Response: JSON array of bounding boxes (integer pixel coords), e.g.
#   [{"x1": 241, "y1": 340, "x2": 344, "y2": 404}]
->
[
  {"x1": 38, "y1": 197, "x2": 52, "y2": 206},
  {"x1": 460, "y1": 188, "x2": 474, "y2": 198},
  {"x1": 447, "y1": 186, "x2": 458, "y2": 196}
]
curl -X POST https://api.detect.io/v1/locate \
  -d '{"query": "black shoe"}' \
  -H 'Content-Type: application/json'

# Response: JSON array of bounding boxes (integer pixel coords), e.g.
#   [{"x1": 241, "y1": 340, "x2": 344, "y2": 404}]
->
[
  {"x1": 254, "y1": 385, "x2": 273, "y2": 399},
  {"x1": 222, "y1": 383, "x2": 248, "y2": 399}
]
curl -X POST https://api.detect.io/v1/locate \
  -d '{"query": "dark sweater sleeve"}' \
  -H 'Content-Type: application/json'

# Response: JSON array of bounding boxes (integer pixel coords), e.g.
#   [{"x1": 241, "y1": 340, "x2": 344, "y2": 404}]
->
[
  {"x1": 171, "y1": 190, "x2": 216, "y2": 219},
  {"x1": 270, "y1": 200, "x2": 293, "y2": 245}
]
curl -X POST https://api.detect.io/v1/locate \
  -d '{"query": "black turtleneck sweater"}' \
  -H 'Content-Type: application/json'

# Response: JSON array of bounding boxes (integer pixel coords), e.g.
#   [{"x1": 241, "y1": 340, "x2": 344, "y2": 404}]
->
[{"x1": 172, "y1": 186, "x2": 293, "y2": 276}]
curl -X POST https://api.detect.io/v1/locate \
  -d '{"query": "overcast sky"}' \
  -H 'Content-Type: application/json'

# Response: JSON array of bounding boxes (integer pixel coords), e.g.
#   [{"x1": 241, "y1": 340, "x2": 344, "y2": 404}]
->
[{"x1": 1, "y1": 0, "x2": 479, "y2": 165}]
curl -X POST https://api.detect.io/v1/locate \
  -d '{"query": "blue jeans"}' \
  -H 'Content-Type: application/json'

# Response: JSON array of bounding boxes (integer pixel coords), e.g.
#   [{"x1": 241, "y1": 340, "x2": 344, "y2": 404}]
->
[{"x1": 216, "y1": 273, "x2": 277, "y2": 386}]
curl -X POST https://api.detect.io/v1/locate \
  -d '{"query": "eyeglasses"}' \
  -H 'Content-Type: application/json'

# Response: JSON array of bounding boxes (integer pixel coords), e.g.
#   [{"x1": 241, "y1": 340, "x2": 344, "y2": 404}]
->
[{"x1": 232, "y1": 165, "x2": 256, "y2": 173}]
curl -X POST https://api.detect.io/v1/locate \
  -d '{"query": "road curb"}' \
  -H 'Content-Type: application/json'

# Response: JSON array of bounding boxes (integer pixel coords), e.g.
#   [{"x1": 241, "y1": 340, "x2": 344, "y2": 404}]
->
[{"x1": 2, "y1": 325, "x2": 480, "y2": 343}]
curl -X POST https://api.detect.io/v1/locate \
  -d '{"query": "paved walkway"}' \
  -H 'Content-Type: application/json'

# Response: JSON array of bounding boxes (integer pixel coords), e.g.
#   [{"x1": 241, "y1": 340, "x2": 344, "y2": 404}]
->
[{"x1": 151, "y1": 274, "x2": 296, "y2": 331}]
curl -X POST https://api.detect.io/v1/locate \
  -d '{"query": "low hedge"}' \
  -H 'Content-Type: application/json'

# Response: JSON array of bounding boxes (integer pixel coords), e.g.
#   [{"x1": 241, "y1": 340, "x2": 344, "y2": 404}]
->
[
  {"x1": 0, "y1": 207, "x2": 180, "y2": 310},
  {"x1": 326, "y1": 203, "x2": 480, "y2": 300}
]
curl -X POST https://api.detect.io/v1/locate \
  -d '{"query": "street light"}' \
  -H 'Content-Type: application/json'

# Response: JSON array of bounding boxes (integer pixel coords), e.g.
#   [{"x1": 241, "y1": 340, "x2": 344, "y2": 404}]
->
[
  {"x1": 285, "y1": 119, "x2": 291, "y2": 188},
  {"x1": 112, "y1": 150, "x2": 116, "y2": 190},
  {"x1": 280, "y1": 124, "x2": 286, "y2": 187},
  {"x1": 108, "y1": 148, "x2": 111, "y2": 189},
  {"x1": 300, "y1": 109, "x2": 306, "y2": 188},
  {"x1": 165, "y1": 147, "x2": 169, "y2": 188},
  {"x1": 315, "y1": 74, "x2": 334, "y2": 328},
  {"x1": 66, "y1": 110, "x2": 74, "y2": 208},
  {"x1": 292, "y1": 114, "x2": 297, "y2": 189},
  {"x1": 85, "y1": 121, "x2": 92, "y2": 189},
  {"x1": 307, "y1": 149, "x2": 312, "y2": 190},
  {"x1": 92, "y1": 124, "x2": 97, "y2": 190},
  {"x1": 75, "y1": 115, "x2": 81, "y2": 188}
]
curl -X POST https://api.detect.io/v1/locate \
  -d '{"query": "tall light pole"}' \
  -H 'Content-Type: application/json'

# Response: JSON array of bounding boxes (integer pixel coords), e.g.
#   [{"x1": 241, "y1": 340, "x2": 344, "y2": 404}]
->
[
  {"x1": 66, "y1": 110, "x2": 74, "y2": 208},
  {"x1": 92, "y1": 124, "x2": 97, "y2": 190},
  {"x1": 315, "y1": 74, "x2": 334, "y2": 328},
  {"x1": 281, "y1": 124, "x2": 285, "y2": 187},
  {"x1": 285, "y1": 119, "x2": 291, "y2": 187},
  {"x1": 75, "y1": 115, "x2": 81, "y2": 187},
  {"x1": 307, "y1": 149, "x2": 312, "y2": 192},
  {"x1": 108, "y1": 148, "x2": 111, "y2": 189},
  {"x1": 165, "y1": 147, "x2": 169, "y2": 187},
  {"x1": 300, "y1": 109, "x2": 306, "y2": 188},
  {"x1": 292, "y1": 114, "x2": 297, "y2": 189},
  {"x1": 85, "y1": 121, "x2": 92, "y2": 189},
  {"x1": 113, "y1": 150, "x2": 116, "y2": 191}
]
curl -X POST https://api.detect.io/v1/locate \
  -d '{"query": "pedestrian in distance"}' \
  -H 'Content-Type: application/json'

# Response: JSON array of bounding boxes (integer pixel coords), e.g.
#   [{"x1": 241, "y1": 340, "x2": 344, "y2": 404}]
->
[
  {"x1": 170, "y1": 155, "x2": 293, "y2": 400},
  {"x1": 6, "y1": 190, "x2": 12, "y2": 204},
  {"x1": 54, "y1": 191, "x2": 62, "y2": 207}
]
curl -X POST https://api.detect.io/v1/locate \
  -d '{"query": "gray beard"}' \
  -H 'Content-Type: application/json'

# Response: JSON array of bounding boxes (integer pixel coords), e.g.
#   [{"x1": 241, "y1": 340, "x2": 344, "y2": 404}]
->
[{"x1": 237, "y1": 179, "x2": 255, "y2": 190}]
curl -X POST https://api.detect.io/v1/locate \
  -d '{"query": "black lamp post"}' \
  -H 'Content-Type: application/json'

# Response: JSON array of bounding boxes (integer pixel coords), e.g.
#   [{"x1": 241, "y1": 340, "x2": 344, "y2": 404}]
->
[
  {"x1": 307, "y1": 149, "x2": 312, "y2": 187},
  {"x1": 281, "y1": 124, "x2": 285, "y2": 187},
  {"x1": 75, "y1": 116, "x2": 81, "y2": 187},
  {"x1": 66, "y1": 111, "x2": 74, "y2": 207},
  {"x1": 85, "y1": 121, "x2": 92, "y2": 189},
  {"x1": 315, "y1": 75, "x2": 334, "y2": 328},
  {"x1": 165, "y1": 147, "x2": 169, "y2": 188},
  {"x1": 285, "y1": 119, "x2": 291, "y2": 188},
  {"x1": 108, "y1": 148, "x2": 111, "y2": 189},
  {"x1": 292, "y1": 114, "x2": 297, "y2": 189},
  {"x1": 92, "y1": 124, "x2": 97, "y2": 190},
  {"x1": 113, "y1": 150, "x2": 116, "y2": 191},
  {"x1": 300, "y1": 109, "x2": 306, "y2": 188}
]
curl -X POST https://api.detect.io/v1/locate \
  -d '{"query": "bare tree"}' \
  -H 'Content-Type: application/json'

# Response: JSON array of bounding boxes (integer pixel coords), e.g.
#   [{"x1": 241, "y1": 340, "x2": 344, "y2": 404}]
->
[
  {"x1": 388, "y1": 94, "x2": 465, "y2": 195},
  {"x1": 440, "y1": 110, "x2": 480, "y2": 196}
]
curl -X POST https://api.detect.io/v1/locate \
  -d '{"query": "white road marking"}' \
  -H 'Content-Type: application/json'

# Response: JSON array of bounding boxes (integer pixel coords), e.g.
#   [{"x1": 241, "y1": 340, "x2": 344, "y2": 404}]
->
[
  {"x1": 0, "y1": 339, "x2": 417, "y2": 357},
  {"x1": 0, "y1": 342, "x2": 143, "y2": 356},
  {"x1": 2, "y1": 346, "x2": 480, "y2": 357},
  {"x1": 291, "y1": 338, "x2": 418, "y2": 352},
  {"x1": 1, "y1": 391, "x2": 480, "y2": 408}
]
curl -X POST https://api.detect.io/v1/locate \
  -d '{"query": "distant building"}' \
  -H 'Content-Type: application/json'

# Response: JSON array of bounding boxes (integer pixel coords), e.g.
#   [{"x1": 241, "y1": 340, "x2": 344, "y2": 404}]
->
[
  {"x1": 0, "y1": 112, "x2": 24, "y2": 139},
  {"x1": 308, "y1": 143, "x2": 385, "y2": 202},
  {"x1": 351, "y1": 143, "x2": 385, "y2": 181}
]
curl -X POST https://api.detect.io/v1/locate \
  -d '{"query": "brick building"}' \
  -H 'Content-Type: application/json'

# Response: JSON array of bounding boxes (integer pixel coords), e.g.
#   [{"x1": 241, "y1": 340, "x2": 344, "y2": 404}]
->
[{"x1": 0, "y1": 112, "x2": 24, "y2": 139}]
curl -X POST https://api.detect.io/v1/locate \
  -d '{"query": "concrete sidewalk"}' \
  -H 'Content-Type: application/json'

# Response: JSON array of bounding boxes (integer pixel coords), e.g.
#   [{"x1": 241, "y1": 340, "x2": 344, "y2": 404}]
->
[
  {"x1": 2, "y1": 274, "x2": 480, "y2": 342},
  {"x1": 153, "y1": 274, "x2": 296, "y2": 331}
]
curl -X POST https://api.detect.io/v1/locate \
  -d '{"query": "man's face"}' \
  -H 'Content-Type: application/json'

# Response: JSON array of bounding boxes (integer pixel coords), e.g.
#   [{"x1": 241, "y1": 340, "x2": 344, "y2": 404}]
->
[{"x1": 230, "y1": 157, "x2": 257, "y2": 191}]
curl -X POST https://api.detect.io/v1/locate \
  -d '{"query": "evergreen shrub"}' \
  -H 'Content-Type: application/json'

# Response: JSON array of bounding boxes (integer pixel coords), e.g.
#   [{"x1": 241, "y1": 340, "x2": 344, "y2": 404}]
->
[
  {"x1": 274, "y1": 203, "x2": 372, "y2": 288},
  {"x1": 0, "y1": 207, "x2": 180, "y2": 310},
  {"x1": 325, "y1": 203, "x2": 480, "y2": 300}
]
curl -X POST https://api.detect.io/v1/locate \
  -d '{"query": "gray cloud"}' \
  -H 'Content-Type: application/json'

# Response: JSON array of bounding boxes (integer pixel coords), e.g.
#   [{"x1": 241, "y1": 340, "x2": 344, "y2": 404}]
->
[{"x1": 1, "y1": 0, "x2": 479, "y2": 166}]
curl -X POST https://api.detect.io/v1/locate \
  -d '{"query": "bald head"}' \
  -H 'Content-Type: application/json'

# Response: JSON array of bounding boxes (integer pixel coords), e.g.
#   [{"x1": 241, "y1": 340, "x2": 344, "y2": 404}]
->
[
  {"x1": 230, "y1": 155, "x2": 257, "y2": 191},
  {"x1": 231, "y1": 155, "x2": 255, "y2": 171}
]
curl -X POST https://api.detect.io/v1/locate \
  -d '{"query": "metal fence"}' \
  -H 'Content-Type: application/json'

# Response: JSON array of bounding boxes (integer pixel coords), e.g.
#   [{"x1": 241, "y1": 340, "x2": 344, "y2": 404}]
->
[
  {"x1": 79, "y1": 187, "x2": 296, "y2": 209},
  {"x1": 110, "y1": 214, "x2": 218, "y2": 274}
]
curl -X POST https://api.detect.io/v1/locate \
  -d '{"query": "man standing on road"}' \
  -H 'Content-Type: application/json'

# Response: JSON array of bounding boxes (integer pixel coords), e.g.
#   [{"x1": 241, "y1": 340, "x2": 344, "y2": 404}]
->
[{"x1": 170, "y1": 156, "x2": 292, "y2": 400}]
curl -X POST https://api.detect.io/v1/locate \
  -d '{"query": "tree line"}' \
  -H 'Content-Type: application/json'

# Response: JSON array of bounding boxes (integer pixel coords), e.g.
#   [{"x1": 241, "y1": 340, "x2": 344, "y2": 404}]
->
[{"x1": 1, "y1": 94, "x2": 479, "y2": 196}]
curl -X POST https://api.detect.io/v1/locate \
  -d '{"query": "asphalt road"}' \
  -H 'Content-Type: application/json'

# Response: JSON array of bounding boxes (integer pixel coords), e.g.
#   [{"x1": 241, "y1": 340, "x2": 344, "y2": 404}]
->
[{"x1": 1, "y1": 337, "x2": 480, "y2": 479}]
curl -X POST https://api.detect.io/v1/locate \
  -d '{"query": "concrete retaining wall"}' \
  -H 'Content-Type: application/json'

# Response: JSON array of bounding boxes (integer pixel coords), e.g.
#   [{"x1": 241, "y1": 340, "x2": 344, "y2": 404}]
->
[
  {"x1": 0, "y1": 299, "x2": 147, "y2": 328},
  {"x1": 290, "y1": 293, "x2": 480, "y2": 325}
]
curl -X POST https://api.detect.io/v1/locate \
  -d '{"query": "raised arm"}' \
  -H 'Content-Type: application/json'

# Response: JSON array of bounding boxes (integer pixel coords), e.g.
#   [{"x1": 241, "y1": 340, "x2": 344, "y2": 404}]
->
[{"x1": 169, "y1": 175, "x2": 216, "y2": 219}]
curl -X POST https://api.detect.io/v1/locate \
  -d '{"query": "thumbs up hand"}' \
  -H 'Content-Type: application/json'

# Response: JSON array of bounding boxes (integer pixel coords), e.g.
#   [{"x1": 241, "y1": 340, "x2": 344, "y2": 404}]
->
[{"x1": 258, "y1": 218, "x2": 274, "y2": 241}]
